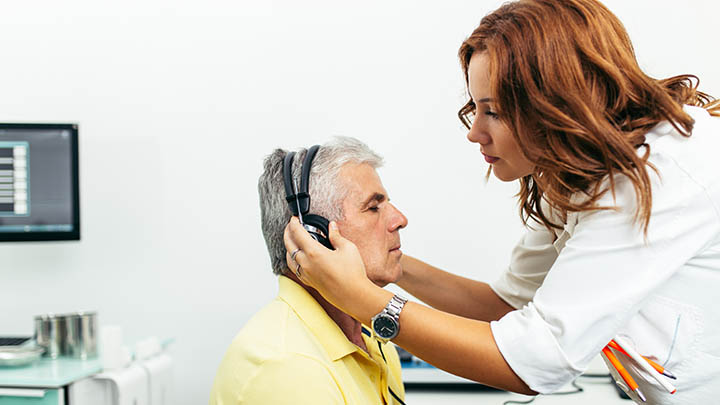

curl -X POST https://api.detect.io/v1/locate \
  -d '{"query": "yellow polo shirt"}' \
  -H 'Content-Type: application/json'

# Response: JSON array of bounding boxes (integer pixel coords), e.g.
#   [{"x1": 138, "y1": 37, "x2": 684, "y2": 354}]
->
[{"x1": 209, "y1": 276, "x2": 406, "y2": 405}]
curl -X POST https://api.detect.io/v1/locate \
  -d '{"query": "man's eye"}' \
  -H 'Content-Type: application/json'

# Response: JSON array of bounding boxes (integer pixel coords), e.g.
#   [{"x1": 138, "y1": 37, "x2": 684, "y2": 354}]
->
[{"x1": 368, "y1": 207, "x2": 379, "y2": 212}]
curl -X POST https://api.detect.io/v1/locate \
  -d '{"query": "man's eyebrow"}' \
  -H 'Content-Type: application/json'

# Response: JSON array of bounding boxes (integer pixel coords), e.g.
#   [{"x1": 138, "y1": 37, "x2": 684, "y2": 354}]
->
[{"x1": 361, "y1": 192, "x2": 386, "y2": 209}]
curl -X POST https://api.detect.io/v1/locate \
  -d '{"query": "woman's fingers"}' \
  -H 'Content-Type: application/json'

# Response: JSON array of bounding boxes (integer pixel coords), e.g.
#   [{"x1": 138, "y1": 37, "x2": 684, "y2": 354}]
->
[
  {"x1": 283, "y1": 217, "x2": 322, "y2": 282},
  {"x1": 284, "y1": 217, "x2": 321, "y2": 254},
  {"x1": 327, "y1": 221, "x2": 350, "y2": 250},
  {"x1": 285, "y1": 248, "x2": 303, "y2": 278}
]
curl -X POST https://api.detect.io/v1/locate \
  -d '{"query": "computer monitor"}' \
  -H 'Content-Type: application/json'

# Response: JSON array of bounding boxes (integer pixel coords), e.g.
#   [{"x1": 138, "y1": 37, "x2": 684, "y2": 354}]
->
[{"x1": 0, "y1": 123, "x2": 80, "y2": 241}]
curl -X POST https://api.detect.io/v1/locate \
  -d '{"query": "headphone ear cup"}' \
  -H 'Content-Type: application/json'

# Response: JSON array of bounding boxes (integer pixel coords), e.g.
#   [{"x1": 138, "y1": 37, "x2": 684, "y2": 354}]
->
[{"x1": 303, "y1": 214, "x2": 334, "y2": 250}]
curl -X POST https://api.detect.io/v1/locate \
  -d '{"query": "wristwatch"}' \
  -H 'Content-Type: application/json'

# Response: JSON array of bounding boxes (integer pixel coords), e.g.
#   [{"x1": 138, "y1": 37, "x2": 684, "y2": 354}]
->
[{"x1": 371, "y1": 294, "x2": 408, "y2": 343}]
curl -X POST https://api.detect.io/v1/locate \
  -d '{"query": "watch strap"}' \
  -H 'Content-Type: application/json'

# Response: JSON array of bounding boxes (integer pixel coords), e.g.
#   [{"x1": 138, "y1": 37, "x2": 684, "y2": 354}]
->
[{"x1": 384, "y1": 294, "x2": 408, "y2": 319}]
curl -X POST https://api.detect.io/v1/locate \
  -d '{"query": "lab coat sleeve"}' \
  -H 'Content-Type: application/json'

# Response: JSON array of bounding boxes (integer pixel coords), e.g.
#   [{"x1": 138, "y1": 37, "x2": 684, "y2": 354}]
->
[
  {"x1": 239, "y1": 354, "x2": 345, "y2": 404},
  {"x1": 490, "y1": 224, "x2": 559, "y2": 309},
  {"x1": 490, "y1": 169, "x2": 720, "y2": 394}
]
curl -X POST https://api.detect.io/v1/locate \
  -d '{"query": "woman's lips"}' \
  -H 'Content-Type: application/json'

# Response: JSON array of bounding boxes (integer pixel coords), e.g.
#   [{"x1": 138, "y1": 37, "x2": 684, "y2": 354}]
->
[{"x1": 483, "y1": 153, "x2": 499, "y2": 164}]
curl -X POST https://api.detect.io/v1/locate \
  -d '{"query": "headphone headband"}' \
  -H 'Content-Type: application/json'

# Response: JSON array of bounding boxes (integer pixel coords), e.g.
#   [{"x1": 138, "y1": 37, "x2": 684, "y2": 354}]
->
[
  {"x1": 282, "y1": 151, "x2": 296, "y2": 204},
  {"x1": 281, "y1": 144, "x2": 334, "y2": 250},
  {"x1": 300, "y1": 145, "x2": 320, "y2": 196},
  {"x1": 282, "y1": 145, "x2": 321, "y2": 216}
]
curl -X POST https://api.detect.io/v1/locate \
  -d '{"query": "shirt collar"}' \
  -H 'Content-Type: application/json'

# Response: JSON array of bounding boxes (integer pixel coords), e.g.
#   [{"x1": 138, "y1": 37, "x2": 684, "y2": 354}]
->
[{"x1": 277, "y1": 276, "x2": 362, "y2": 361}]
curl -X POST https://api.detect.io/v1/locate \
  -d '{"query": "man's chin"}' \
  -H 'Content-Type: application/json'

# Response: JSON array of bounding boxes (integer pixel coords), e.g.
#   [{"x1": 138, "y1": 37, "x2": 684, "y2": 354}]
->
[{"x1": 371, "y1": 266, "x2": 403, "y2": 287}]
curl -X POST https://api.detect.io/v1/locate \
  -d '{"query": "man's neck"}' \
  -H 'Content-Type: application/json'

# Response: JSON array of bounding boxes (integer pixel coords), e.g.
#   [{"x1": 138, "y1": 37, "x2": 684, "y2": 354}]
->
[{"x1": 285, "y1": 273, "x2": 368, "y2": 353}]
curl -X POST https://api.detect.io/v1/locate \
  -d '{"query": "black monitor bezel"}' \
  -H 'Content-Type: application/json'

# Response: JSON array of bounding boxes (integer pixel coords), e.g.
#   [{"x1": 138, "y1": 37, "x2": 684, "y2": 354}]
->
[{"x1": 0, "y1": 123, "x2": 80, "y2": 242}]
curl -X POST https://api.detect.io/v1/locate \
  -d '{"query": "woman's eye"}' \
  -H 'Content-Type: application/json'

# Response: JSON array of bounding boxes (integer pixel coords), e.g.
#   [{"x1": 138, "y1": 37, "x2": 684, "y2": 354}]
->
[
  {"x1": 485, "y1": 110, "x2": 499, "y2": 119},
  {"x1": 368, "y1": 206, "x2": 379, "y2": 212}
]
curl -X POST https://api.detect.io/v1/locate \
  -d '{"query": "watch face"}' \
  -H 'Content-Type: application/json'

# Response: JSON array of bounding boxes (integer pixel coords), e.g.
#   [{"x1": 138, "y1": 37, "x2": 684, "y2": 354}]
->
[{"x1": 373, "y1": 316, "x2": 397, "y2": 339}]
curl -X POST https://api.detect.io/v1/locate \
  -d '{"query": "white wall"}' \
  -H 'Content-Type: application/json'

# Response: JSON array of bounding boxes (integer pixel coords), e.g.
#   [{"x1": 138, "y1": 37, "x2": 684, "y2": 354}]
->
[{"x1": 0, "y1": 1, "x2": 717, "y2": 403}]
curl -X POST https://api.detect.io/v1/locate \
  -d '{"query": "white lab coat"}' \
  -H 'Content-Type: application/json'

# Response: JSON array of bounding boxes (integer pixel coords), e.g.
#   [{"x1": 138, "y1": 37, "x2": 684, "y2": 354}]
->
[{"x1": 489, "y1": 105, "x2": 720, "y2": 404}]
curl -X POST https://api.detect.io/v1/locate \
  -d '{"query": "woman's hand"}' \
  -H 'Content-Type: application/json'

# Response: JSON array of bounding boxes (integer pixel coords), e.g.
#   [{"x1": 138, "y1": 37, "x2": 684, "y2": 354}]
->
[{"x1": 283, "y1": 217, "x2": 375, "y2": 312}]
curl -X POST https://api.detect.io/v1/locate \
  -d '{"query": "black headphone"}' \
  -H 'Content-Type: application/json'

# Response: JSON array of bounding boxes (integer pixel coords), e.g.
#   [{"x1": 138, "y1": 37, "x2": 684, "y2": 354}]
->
[{"x1": 283, "y1": 145, "x2": 334, "y2": 250}]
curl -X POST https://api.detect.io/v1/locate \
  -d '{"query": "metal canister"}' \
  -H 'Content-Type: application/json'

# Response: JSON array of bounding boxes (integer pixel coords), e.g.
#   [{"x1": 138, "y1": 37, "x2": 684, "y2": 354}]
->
[
  {"x1": 34, "y1": 314, "x2": 65, "y2": 359},
  {"x1": 63, "y1": 311, "x2": 98, "y2": 359}
]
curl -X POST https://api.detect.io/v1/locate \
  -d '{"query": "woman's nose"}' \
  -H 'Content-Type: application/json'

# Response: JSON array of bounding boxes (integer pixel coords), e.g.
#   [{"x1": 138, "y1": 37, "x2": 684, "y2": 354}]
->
[
  {"x1": 467, "y1": 117, "x2": 492, "y2": 145},
  {"x1": 467, "y1": 127, "x2": 492, "y2": 145}
]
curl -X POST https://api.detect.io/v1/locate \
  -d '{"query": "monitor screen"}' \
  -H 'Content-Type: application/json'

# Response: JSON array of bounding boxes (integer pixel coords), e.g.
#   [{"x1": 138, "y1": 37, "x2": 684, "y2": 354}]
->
[{"x1": 0, "y1": 123, "x2": 80, "y2": 241}]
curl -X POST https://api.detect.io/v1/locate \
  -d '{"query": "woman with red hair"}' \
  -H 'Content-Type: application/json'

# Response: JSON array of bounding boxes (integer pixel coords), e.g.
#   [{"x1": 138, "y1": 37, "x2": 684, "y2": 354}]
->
[{"x1": 284, "y1": 1, "x2": 720, "y2": 403}]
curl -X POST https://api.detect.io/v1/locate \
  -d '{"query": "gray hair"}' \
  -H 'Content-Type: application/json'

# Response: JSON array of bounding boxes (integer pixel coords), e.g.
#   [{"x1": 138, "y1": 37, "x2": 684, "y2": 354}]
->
[{"x1": 258, "y1": 136, "x2": 384, "y2": 275}]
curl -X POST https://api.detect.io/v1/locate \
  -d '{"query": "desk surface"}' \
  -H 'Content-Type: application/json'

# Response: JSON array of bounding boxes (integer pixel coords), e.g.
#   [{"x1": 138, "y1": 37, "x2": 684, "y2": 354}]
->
[
  {"x1": 405, "y1": 375, "x2": 630, "y2": 405},
  {"x1": 0, "y1": 358, "x2": 102, "y2": 388}
]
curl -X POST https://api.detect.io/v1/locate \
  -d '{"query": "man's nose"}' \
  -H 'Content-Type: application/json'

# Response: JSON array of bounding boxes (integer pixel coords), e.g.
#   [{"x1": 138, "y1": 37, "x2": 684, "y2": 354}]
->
[{"x1": 388, "y1": 203, "x2": 408, "y2": 231}]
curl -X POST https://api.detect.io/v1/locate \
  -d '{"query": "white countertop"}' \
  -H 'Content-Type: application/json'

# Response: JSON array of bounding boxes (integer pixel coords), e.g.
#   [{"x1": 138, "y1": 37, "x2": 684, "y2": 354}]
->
[{"x1": 405, "y1": 375, "x2": 630, "y2": 405}]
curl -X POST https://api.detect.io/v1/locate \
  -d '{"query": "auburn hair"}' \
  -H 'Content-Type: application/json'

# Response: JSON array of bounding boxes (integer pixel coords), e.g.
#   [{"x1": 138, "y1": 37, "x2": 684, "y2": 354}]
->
[{"x1": 458, "y1": 0, "x2": 720, "y2": 234}]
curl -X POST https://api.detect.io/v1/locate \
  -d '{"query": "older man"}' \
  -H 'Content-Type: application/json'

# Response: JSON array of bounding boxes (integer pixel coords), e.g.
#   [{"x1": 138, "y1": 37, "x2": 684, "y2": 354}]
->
[{"x1": 209, "y1": 137, "x2": 408, "y2": 404}]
